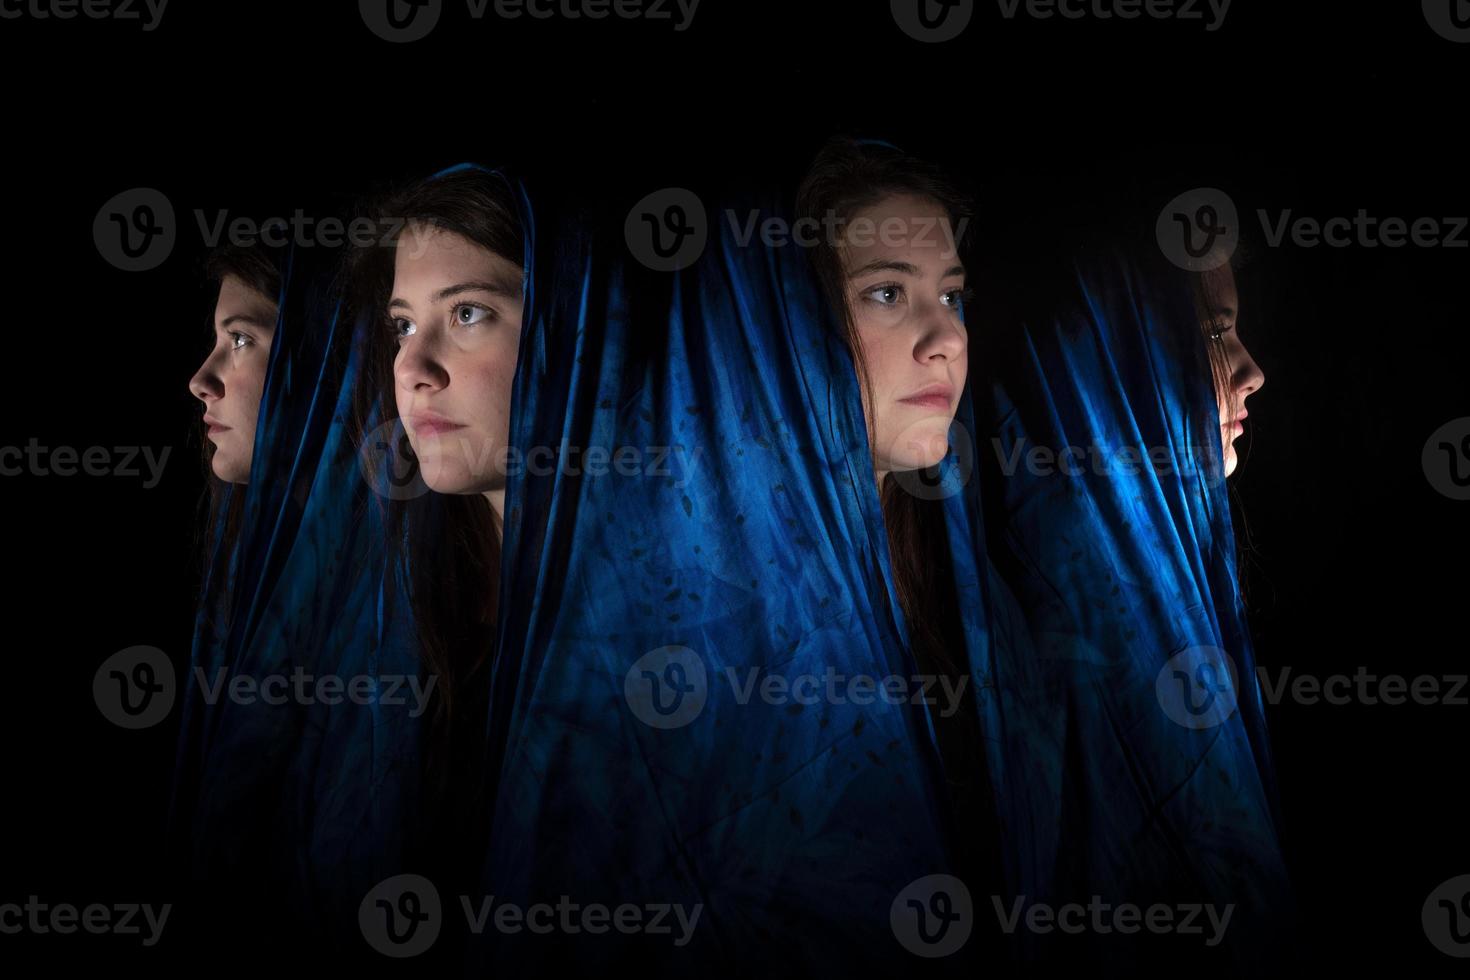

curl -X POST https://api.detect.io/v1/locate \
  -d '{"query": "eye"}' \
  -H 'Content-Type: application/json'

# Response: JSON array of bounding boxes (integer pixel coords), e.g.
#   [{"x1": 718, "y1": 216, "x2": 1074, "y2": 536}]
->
[
  {"x1": 942, "y1": 287, "x2": 972, "y2": 310},
  {"x1": 861, "y1": 284, "x2": 903, "y2": 306},
  {"x1": 390, "y1": 317, "x2": 416, "y2": 344},
  {"x1": 1206, "y1": 320, "x2": 1232, "y2": 343},
  {"x1": 229, "y1": 331, "x2": 252, "y2": 351},
  {"x1": 454, "y1": 303, "x2": 494, "y2": 327}
]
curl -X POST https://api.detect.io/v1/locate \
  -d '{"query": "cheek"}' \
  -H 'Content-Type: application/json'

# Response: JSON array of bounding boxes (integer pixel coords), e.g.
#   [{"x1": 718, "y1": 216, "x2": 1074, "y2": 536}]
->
[
  {"x1": 855, "y1": 324, "x2": 902, "y2": 396},
  {"x1": 229, "y1": 361, "x2": 269, "y2": 429},
  {"x1": 1221, "y1": 335, "x2": 1250, "y2": 377},
  {"x1": 465, "y1": 339, "x2": 521, "y2": 435}
]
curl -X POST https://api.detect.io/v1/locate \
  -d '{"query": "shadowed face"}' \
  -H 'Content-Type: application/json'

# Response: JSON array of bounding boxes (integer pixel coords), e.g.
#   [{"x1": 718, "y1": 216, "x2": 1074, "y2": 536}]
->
[
  {"x1": 189, "y1": 273, "x2": 278, "y2": 484},
  {"x1": 390, "y1": 222, "x2": 524, "y2": 510},
  {"x1": 1199, "y1": 261, "x2": 1264, "y2": 478},
  {"x1": 838, "y1": 192, "x2": 968, "y2": 483}
]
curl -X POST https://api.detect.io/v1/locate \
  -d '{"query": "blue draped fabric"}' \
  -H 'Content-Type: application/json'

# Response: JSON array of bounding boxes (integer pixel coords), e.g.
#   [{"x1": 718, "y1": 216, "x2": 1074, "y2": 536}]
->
[
  {"x1": 169, "y1": 162, "x2": 1298, "y2": 974},
  {"x1": 169, "y1": 241, "x2": 423, "y2": 953},
  {"x1": 476, "y1": 186, "x2": 1006, "y2": 974},
  {"x1": 972, "y1": 244, "x2": 1299, "y2": 974}
]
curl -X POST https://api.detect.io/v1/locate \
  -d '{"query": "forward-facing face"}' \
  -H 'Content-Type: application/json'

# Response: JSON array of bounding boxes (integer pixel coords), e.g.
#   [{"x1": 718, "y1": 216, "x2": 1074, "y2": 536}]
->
[
  {"x1": 1198, "y1": 261, "x2": 1264, "y2": 478},
  {"x1": 838, "y1": 192, "x2": 968, "y2": 481},
  {"x1": 390, "y1": 222, "x2": 524, "y2": 505},
  {"x1": 189, "y1": 273, "x2": 279, "y2": 484}
]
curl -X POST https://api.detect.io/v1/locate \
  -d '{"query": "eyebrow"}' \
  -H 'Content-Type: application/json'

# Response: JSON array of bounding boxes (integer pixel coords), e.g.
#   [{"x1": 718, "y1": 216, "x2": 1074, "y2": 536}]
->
[
  {"x1": 388, "y1": 277, "x2": 522, "y2": 312},
  {"x1": 846, "y1": 259, "x2": 966, "y2": 279},
  {"x1": 218, "y1": 310, "x2": 278, "y2": 331}
]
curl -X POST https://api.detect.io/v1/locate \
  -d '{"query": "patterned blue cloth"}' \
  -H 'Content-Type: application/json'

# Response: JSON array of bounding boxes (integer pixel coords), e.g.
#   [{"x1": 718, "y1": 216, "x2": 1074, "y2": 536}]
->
[
  {"x1": 973, "y1": 245, "x2": 1298, "y2": 974},
  {"x1": 170, "y1": 240, "x2": 423, "y2": 952},
  {"x1": 476, "y1": 186, "x2": 994, "y2": 974}
]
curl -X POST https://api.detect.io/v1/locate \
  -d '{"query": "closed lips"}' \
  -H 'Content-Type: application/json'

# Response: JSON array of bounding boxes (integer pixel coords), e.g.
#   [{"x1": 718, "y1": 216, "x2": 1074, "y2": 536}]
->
[{"x1": 899, "y1": 384, "x2": 953, "y2": 407}]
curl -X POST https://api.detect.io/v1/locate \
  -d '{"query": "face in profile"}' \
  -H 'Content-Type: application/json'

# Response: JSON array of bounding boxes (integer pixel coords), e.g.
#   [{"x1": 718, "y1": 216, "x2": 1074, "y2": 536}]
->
[
  {"x1": 189, "y1": 273, "x2": 279, "y2": 484},
  {"x1": 1198, "y1": 261, "x2": 1264, "y2": 478},
  {"x1": 390, "y1": 222, "x2": 524, "y2": 506},
  {"x1": 838, "y1": 192, "x2": 968, "y2": 481}
]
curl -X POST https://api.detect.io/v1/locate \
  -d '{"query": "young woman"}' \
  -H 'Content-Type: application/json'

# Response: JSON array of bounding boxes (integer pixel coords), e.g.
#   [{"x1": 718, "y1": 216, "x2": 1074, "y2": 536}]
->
[
  {"x1": 797, "y1": 137, "x2": 972, "y2": 659},
  {"x1": 796, "y1": 136, "x2": 1007, "y2": 953},
  {"x1": 1194, "y1": 254, "x2": 1266, "y2": 479},
  {"x1": 348, "y1": 164, "x2": 528, "y2": 898},
  {"x1": 182, "y1": 243, "x2": 282, "y2": 688},
  {"x1": 175, "y1": 235, "x2": 399, "y2": 962},
  {"x1": 966, "y1": 189, "x2": 1297, "y2": 972},
  {"x1": 189, "y1": 245, "x2": 281, "y2": 486}
]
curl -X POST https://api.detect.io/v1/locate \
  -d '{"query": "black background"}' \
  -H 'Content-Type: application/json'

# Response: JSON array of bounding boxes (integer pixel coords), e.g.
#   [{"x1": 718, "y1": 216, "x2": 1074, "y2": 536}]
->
[{"x1": 2, "y1": 0, "x2": 1465, "y2": 972}]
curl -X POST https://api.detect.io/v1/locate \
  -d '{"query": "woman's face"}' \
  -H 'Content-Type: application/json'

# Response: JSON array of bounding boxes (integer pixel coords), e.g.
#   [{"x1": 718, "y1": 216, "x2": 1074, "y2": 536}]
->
[
  {"x1": 189, "y1": 273, "x2": 278, "y2": 484},
  {"x1": 838, "y1": 192, "x2": 968, "y2": 481},
  {"x1": 390, "y1": 222, "x2": 523, "y2": 503},
  {"x1": 1199, "y1": 261, "x2": 1264, "y2": 478}
]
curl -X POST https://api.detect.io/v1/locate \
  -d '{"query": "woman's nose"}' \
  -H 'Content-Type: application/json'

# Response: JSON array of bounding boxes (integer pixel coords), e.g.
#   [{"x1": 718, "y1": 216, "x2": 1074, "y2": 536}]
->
[
  {"x1": 1235, "y1": 345, "x2": 1265, "y2": 398},
  {"x1": 189, "y1": 359, "x2": 223, "y2": 402},
  {"x1": 916, "y1": 306, "x2": 966, "y2": 362},
  {"x1": 394, "y1": 334, "x2": 450, "y2": 392}
]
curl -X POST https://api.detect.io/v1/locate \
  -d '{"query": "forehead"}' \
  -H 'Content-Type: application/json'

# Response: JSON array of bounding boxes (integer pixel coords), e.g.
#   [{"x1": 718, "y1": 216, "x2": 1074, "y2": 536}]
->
[
  {"x1": 393, "y1": 223, "x2": 505, "y2": 289},
  {"x1": 214, "y1": 273, "x2": 278, "y2": 326},
  {"x1": 839, "y1": 192, "x2": 961, "y2": 272},
  {"x1": 1198, "y1": 261, "x2": 1239, "y2": 317}
]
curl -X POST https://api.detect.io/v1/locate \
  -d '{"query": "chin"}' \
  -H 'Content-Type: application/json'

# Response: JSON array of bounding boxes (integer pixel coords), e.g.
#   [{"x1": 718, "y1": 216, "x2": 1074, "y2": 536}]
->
[
  {"x1": 885, "y1": 418, "x2": 952, "y2": 471},
  {"x1": 415, "y1": 448, "x2": 497, "y2": 497},
  {"x1": 885, "y1": 447, "x2": 951, "y2": 473},
  {"x1": 416, "y1": 455, "x2": 473, "y2": 495},
  {"x1": 1217, "y1": 433, "x2": 1239, "y2": 477},
  {"x1": 210, "y1": 451, "x2": 248, "y2": 485}
]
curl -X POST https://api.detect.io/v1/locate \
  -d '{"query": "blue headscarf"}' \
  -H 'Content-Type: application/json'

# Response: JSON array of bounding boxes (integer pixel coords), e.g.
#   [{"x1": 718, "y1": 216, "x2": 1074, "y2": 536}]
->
[
  {"x1": 471, "y1": 183, "x2": 1012, "y2": 974},
  {"x1": 972, "y1": 243, "x2": 1299, "y2": 973},
  {"x1": 173, "y1": 164, "x2": 574, "y2": 967},
  {"x1": 169, "y1": 237, "x2": 425, "y2": 953}
]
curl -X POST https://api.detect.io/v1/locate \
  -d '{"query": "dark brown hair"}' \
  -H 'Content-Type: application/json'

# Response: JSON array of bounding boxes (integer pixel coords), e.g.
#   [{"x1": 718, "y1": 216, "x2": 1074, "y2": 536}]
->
[
  {"x1": 345, "y1": 167, "x2": 525, "y2": 836},
  {"x1": 795, "y1": 137, "x2": 974, "y2": 675},
  {"x1": 796, "y1": 139, "x2": 1008, "y2": 894},
  {"x1": 1190, "y1": 245, "x2": 1253, "y2": 467}
]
